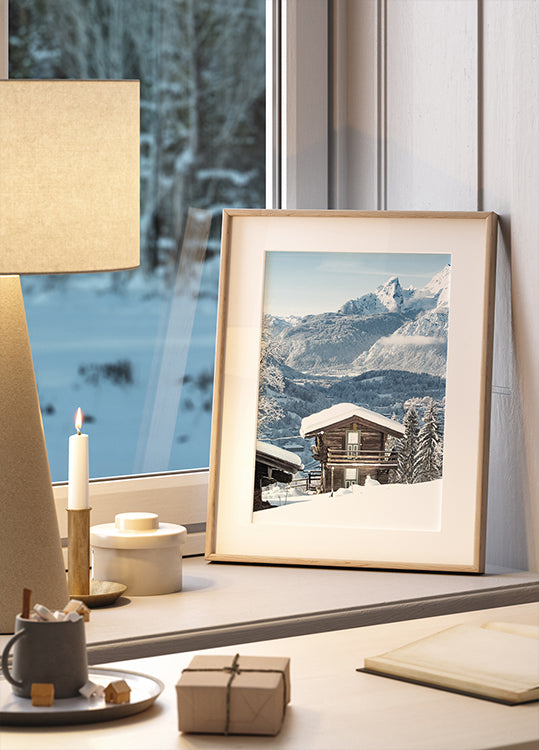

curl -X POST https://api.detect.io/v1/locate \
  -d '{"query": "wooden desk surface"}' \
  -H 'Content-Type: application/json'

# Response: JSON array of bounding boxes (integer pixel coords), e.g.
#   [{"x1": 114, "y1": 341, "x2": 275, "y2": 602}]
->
[{"x1": 3, "y1": 602, "x2": 538, "y2": 750}]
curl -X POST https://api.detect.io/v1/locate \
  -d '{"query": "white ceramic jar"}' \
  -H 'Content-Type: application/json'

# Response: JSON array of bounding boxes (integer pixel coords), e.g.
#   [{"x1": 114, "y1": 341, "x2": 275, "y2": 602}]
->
[{"x1": 90, "y1": 512, "x2": 187, "y2": 596}]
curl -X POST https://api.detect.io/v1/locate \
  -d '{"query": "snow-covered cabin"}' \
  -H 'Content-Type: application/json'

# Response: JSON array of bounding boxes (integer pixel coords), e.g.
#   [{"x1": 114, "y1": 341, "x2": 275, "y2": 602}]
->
[
  {"x1": 254, "y1": 440, "x2": 303, "y2": 511},
  {"x1": 300, "y1": 403, "x2": 404, "y2": 492}
]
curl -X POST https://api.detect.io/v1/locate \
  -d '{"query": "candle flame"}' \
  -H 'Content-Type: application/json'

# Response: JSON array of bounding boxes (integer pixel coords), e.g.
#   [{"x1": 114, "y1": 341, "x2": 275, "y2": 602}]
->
[{"x1": 75, "y1": 407, "x2": 83, "y2": 434}]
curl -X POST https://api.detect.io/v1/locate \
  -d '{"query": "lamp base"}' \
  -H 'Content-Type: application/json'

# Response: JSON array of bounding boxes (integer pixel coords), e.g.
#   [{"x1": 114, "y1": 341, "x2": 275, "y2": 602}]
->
[{"x1": 0, "y1": 276, "x2": 69, "y2": 633}]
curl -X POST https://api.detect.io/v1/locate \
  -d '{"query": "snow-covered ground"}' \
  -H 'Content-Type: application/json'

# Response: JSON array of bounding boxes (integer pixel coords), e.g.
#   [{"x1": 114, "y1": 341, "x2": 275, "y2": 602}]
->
[
  {"x1": 254, "y1": 479, "x2": 442, "y2": 531},
  {"x1": 22, "y1": 267, "x2": 218, "y2": 482}
]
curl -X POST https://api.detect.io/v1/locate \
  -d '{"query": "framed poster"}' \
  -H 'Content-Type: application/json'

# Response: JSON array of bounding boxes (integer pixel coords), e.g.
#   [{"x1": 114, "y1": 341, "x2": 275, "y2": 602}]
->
[{"x1": 206, "y1": 210, "x2": 497, "y2": 572}]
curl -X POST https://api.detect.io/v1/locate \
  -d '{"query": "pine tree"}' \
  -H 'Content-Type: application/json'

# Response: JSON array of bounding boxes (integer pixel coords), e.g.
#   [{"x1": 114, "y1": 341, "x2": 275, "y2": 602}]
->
[
  {"x1": 414, "y1": 400, "x2": 443, "y2": 482},
  {"x1": 257, "y1": 316, "x2": 285, "y2": 434},
  {"x1": 385, "y1": 412, "x2": 399, "y2": 483},
  {"x1": 396, "y1": 406, "x2": 420, "y2": 484}
]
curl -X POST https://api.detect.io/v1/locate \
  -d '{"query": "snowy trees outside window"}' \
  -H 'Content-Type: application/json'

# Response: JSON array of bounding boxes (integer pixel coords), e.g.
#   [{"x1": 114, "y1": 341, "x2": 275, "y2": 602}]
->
[{"x1": 396, "y1": 401, "x2": 443, "y2": 484}]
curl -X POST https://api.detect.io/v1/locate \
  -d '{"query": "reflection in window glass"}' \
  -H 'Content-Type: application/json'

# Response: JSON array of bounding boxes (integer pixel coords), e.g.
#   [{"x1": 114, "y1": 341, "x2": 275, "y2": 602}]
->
[{"x1": 9, "y1": 0, "x2": 266, "y2": 480}]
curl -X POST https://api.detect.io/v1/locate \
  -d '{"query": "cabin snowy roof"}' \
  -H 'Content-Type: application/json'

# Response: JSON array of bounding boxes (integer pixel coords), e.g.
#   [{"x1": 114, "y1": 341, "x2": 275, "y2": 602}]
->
[
  {"x1": 300, "y1": 403, "x2": 404, "y2": 437},
  {"x1": 256, "y1": 440, "x2": 303, "y2": 471}
]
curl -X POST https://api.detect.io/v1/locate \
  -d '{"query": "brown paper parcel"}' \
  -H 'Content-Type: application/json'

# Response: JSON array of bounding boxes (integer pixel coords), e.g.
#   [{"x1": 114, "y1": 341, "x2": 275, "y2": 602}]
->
[{"x1": 176, "y1": 653, "x2": 291, "y2": 735}]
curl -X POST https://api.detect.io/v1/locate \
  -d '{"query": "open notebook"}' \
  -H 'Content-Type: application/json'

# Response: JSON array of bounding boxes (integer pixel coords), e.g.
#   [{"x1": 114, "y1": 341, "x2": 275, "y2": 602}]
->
[{"x1": 362, "y1": 621, "x2": 539, "y2": 704}]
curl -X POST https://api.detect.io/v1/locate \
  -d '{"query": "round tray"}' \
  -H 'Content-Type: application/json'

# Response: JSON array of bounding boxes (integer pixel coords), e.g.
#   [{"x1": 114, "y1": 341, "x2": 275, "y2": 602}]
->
[{"x1": 0, "y1": 667, "x2": 164, "y2": 726}]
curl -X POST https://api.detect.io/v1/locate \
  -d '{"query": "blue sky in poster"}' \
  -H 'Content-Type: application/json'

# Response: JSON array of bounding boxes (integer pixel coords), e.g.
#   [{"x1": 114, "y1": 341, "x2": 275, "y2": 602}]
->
[{"x1": 263, "y1": 251, "x2": 451, "y2": 317}]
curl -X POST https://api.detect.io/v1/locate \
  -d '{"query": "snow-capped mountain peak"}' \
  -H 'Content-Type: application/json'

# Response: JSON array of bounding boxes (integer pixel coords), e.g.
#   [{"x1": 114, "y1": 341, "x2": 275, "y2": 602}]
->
[
  {"x1": 423, "y1": 263, "x2": 451, "y2": 297},
  {"x1": 338, "y1": 293, "x2": 387, "y2": 316},
  {"x1": 418, "y1": 263, "x2": 451, "y2": 311},
  {"x1": 375, "y1": 276, "x2": 404, "y2": 312},
  {"x1": 338, "y1": 276, "x2": 405, "y2": 316}
]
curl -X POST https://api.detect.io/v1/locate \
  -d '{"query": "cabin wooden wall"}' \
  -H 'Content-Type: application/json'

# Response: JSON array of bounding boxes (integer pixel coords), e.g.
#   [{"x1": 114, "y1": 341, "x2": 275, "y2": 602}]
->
[
  {"x1": 315, "y1": 419, "x2": 385, "y2": 456},
  {"x1": 315, "y1": 418, "x2": 387, "y2": 490}
]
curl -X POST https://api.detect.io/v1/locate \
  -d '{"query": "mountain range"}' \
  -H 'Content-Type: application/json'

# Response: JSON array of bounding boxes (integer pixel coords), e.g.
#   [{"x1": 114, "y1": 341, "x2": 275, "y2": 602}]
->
[{"x1": 269, "y1": 264, "x2": 450, "y2": 379}]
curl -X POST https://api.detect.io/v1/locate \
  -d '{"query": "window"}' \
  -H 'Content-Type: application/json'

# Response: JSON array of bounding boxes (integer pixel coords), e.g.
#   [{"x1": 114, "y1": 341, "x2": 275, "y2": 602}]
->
[
  {"x1": 8, "y1": 0, "x2": 266, "y2": 482},
  {"x1": 344, "y1": 467, "x2": 358, "y2": 488},
  {"x1": 346, "y1": 429, "x2": 361, "y2": 455}
]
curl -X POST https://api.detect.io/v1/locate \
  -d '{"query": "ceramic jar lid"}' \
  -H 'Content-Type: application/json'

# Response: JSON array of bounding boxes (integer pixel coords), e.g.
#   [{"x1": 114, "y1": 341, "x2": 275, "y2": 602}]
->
[{"x1": 90, "y1": 512, "x2": 187, "y2": 550}]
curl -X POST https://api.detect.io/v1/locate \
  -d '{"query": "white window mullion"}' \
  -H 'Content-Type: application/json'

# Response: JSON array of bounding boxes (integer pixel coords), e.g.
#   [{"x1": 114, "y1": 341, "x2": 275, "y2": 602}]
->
[
  {"x1": 266, "y1": 0, "x2": 281, "y2": 208},
  {"x1": 1, "y1": 0, "x2": 7, "y2": 79}
]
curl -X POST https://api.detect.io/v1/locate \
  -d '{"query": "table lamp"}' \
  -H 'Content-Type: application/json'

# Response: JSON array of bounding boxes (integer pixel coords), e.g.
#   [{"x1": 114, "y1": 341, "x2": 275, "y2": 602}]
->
[{"x1": 0, "y1": 80, "x2": 139, "y2": 633}]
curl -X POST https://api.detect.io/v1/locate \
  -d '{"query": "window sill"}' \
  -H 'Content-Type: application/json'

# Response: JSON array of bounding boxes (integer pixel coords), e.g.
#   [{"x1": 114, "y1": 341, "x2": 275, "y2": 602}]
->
[{"x1": 74, "y1": 556, "x2": 539, "y2": 663}]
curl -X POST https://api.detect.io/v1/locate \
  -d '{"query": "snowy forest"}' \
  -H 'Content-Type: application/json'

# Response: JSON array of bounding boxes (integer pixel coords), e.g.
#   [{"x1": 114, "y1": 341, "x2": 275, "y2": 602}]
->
[
  {"x1": 394, "y1": 401, "x2": 443, "y2": 485},
  {"x1": 9, "y1": 0, "x2": 266, "y2": 480}
]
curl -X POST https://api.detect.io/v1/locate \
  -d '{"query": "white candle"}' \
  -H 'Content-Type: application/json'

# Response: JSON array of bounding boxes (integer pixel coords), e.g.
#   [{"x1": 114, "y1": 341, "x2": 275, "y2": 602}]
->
[{"x1": 68, "y1": 407, "x2": 89, "y2": 510}]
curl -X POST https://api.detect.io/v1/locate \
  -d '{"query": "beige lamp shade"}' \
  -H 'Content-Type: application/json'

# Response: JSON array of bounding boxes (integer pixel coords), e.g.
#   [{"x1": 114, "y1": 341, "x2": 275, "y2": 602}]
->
[{"x1": 0, "y1": 79, "x2": 140, "y2": 273}]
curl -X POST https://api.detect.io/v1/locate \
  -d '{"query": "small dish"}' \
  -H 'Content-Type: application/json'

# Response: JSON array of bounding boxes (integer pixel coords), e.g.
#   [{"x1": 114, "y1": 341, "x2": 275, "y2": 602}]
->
[{"x1": 70, "y1": 580, "x2": 127, "y2": 608}]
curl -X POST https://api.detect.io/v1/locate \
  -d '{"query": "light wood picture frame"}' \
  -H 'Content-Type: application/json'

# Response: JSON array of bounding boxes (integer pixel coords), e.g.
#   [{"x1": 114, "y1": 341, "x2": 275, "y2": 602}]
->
[{"x1": 206, "y1": 210, "x2": 497, "y2": 572}]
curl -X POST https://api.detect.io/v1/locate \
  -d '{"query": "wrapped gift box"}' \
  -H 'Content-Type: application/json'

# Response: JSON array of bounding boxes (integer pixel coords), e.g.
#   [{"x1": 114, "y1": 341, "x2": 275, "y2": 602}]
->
[{"x1": 176, "y1": 653, "x2": 290, "y2": 735}]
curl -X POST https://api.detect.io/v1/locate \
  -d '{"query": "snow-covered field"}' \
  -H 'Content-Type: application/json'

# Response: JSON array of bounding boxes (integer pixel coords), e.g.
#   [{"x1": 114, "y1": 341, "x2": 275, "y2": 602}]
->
[
  {"x1": 254, "y1": 479, "x2": 442, "y2": 531},
  {"x1": 22, "y1": 267, "x2": 218, "y2": 482}
]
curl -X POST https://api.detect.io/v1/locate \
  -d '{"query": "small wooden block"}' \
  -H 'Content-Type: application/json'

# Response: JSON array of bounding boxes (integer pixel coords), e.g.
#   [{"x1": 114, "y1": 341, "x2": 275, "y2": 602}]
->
[
  {"x1": 31, "y1": 683, "x2": 54, "y2": 707},
  {"x1": 104, "y1": 679, "x2": 131, "y2": 704}
]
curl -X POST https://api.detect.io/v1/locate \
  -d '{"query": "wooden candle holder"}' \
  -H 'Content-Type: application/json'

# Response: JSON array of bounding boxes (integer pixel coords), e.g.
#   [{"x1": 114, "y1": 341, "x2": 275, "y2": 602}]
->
[{"x1": 67, "y1": 508, "x2": 91, "y2": 597}]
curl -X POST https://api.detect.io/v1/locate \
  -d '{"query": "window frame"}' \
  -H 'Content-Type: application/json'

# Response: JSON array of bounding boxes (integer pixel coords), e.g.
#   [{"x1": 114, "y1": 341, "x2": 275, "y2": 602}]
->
[
  {"x1": 1, "y1": 0, "x2": 6, "y2": 78},
  {"x1": 2, "y1": 0, "x2": 329, "y2": 550}
]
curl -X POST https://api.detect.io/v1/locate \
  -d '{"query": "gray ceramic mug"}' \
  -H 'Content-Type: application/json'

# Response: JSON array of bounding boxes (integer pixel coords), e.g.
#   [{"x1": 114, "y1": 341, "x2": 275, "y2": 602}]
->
[{"x1": 1, "y1": 615, "x2": 88, "y2": 698}]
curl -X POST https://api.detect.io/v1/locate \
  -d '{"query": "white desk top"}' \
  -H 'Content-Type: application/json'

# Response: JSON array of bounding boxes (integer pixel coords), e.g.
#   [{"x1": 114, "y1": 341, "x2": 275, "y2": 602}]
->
[{"x1": 3, "y1": 602, "x2": 538, "y2": 750}]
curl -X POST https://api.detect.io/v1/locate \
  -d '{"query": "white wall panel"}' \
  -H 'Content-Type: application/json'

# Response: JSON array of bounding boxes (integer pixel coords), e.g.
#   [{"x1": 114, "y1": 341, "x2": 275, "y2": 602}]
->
[
  {"x1": 332, "y1": 0, "x2": 379, "y2": 209},
  {"x1": 482, "y1": 1, "x2": 527, "y2": 570},
  {"x1": 282, "y1": 0, "x2": 328, "y2": 208},
  {"x1": 385, "y1": 0, "x2": 478, "y2": 210}
]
